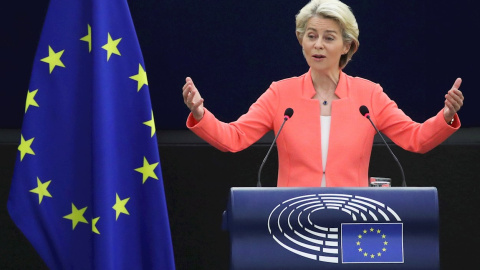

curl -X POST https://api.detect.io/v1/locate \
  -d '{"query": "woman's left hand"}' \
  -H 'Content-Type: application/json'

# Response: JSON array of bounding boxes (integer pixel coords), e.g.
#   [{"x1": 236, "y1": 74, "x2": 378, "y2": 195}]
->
[{"x1": 443, "y1": 78, "x2": 464, "y2": 123}]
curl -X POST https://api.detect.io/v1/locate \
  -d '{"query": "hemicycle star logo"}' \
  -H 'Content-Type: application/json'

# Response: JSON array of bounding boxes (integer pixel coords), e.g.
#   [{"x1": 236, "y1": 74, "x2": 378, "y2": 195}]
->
[{"x1": 267, "y1": 193, "x2": 404, "y2": 264}]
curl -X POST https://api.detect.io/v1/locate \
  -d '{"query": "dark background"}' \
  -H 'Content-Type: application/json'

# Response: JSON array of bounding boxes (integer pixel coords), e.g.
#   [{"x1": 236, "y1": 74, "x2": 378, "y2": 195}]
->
[
  {"x1": 2, "y1": 0, "x2": 479, "y2": 269},
  {"x1": 2, "y1": 0, "x2": 479, "y2": 129}
]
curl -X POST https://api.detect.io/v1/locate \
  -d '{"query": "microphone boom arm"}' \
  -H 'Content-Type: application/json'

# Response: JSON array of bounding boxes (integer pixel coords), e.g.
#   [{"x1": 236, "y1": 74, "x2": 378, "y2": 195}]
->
[
  {"x1": 257, "y1": 117, "x2": 288, "y2": 187},
  {"x1": 366, "y1": 115, "x2": 407, "y2": 187}
]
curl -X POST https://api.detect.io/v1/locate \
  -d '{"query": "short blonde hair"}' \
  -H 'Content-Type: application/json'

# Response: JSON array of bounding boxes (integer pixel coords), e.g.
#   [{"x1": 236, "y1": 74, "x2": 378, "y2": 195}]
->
[{"x1": 295, "y1": 0, "x2": 359, "y2": 69}]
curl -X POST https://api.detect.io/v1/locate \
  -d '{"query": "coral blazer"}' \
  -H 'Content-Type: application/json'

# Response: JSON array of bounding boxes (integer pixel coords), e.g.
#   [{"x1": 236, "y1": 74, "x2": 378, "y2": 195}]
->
[{"x1": 187, "y1": 69, "x2": 460, "y2": 187}]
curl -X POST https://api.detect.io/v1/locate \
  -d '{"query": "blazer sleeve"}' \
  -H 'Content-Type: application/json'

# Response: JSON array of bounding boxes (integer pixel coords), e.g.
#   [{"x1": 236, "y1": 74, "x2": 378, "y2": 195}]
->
[
  {"x1": 370, "y1": 85, "x2": 460, "y2": 154},
  {"x1": 186, "y1": 84, "x2": 280, "y2": 152}
]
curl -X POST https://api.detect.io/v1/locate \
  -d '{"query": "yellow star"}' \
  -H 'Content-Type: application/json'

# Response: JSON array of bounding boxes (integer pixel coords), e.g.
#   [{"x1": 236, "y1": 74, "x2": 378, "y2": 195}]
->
[
  {"x1": 80, "y1": 24, "x2": 92, "y2": 52},
  {"x1": 143, "y1": 110, "x2": 156, "y2": 137},
  {"x1": 134, "y1": 156, "x2": 159, "y2": 184},
  {"x1": 358, "y1": 247, "x2": 363, "y2": 252},
  {"x1": 29, "y1": 177, "x2": 52, "y2": 204},
  {"x1": 40, "y1": 46, "x2": 65, "y2": 73},
  {"x1": 18, "y1": 134, "x2": 35, "y2": 161},
  {"x1": 129, "y1": 64, "x2": 148, "y2": 91},
  {"x1": 112, "y1": 193, "x2": 130, "y2": 220},
  {"x1": 63, "y1": 203, "x2": 88, "y2": 230},
  {"x1": 25, "y1": 89, "x2": 39, "y2": 113},
  {"x1": 102, "y1": 33, "x2": 122, "y2": 61},
  {"x1": 92, "y1": 217, "x2": 100, "y2": 234}
]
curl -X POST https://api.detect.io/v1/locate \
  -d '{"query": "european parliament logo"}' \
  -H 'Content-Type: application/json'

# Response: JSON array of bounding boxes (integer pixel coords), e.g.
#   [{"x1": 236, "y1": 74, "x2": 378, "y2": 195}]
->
[{"x1": 267, "y1": 193, "x2": 404, "y2": 264}]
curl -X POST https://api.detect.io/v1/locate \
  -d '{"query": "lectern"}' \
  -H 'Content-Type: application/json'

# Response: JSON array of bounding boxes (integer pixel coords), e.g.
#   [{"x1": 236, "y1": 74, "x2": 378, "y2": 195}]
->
[{"x1": 222, "y1": 187, "x2": 439, "y2": 270}]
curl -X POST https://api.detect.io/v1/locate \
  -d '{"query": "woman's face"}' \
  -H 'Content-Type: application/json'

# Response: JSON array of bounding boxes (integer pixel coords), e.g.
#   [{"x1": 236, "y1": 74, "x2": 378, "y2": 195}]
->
[{"x1": 301, "y1": 16, "x2": 350, "y2": 73}]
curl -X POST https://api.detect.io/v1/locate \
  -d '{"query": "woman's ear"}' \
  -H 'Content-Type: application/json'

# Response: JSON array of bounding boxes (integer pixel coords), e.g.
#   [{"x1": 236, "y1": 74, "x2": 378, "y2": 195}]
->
[
  {"x1": 343, "y1": 41, "x2": 352, "y2": 55},
  {"x1": 296, "y1": 31, "x2": 303, "y2": 46}
]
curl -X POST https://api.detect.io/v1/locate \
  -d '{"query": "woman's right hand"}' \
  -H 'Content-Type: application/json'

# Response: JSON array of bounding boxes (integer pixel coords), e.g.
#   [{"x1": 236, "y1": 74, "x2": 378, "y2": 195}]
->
[{"x1": 182, "y1": 77, "x2": 205, "y2": 121}]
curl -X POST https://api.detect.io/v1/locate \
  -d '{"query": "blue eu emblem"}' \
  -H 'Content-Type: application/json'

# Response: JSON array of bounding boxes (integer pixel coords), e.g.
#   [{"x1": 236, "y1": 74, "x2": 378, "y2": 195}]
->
[{"x1": 341, "y1": 223, "x2": 404, "y2": 263}]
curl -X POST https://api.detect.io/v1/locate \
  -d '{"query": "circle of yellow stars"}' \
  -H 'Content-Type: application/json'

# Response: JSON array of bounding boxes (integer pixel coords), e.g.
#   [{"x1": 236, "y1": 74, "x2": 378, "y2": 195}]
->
[
  {"x1": 21, "y1": 23, "x2": 159, "y2": 235},
  {"x1": 356, "y1": 227, "x2": 388, "y2": 259}
]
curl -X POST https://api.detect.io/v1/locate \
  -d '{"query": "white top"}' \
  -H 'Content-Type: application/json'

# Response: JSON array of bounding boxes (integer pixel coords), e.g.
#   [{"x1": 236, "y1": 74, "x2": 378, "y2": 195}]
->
[{"x1": 320, "y1": 116, "x2": 331, "y2": 187}]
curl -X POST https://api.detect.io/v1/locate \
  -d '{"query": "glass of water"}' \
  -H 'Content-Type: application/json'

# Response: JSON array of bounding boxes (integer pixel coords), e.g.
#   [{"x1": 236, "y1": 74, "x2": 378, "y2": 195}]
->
[{"x1": 369, "y1": 177, "x2": 391, "y2": 187}]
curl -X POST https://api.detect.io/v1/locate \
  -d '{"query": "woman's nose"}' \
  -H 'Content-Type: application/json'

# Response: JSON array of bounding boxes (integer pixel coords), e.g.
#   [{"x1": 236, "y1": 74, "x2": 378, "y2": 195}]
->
[{"x1": 314, "y1": 40, "x2": 323, "y2": 49}]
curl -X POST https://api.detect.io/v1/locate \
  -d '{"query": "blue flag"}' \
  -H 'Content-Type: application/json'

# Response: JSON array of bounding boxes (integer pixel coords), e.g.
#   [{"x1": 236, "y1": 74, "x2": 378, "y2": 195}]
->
[
  {"x1": 341, "y1": 223, "x2": 404, "y2": 263},
  {"x1": 7, "y1": 0, "x2": 175, "y2": 269}
]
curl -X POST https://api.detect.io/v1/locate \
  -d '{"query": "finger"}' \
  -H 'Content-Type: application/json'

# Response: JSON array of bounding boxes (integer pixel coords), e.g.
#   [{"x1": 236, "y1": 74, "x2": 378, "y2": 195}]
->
[
  {"x1": 182, "y1": 82, "x2": 190, "y2": 94},
  {"x1": 445, "y1": 94, "x2": 462, "y2": 112},
  {"x1": 183, "y1": 80, "x2": 199, "y2": 98},
  {"x1": 183, "y1": 82, "x2": 197, "y2": 101},
  {"x1": 185, "y1": 90, "x2": 193, "y2": 106},
  {"x1": 185, "y1": 77, "x2": 197, "y2": 91},
  {"x1": 182, "y1": 86, "x2": 191, "y2": 102},
  {"x1": 192, "y1": 98, "x2": 204, "y2": 110},
  {"x1": 188, "y1": 88, "x2": 197, "y2": 100},
  {"x1": 182, "y1": 77, "x2": 195, "y2": 92},
  {"x1": 444, "y1": 100, "x2": 455, "y2": 115},
  {"x1": 446, "y1": 90, "x2": 464, "y2": 106},
  {"x1": 187, "y1": 89, "x2": 200, "y2": 107},
  {"x1": 182, "y1": 80, "x2": 194, "y2": 92},
  {"x1": 184, "y1": 77, "x2": 193, "y2": 86},
  {"x1": 182, "y1": 82, "x2": 189, "y2": 92},
  {"x1": 450, "y1": 89, "x2": 464, "y2": 101},
  {"x1": 182, "y1": 84, "x2": 192, "y2": 100},
  {"x1": 450, "y1": 88, "x2": 463, "y2": 95},
  {"x1": 446, "y1": 87, "x2": 464, "y2": 101},
  {"x1": 452, "y1": 77, "x2": 462, "y2": 90}
]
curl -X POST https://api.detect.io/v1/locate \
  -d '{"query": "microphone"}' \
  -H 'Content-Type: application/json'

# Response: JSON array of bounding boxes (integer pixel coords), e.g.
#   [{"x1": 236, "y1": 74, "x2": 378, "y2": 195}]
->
[
  {"x1": 359, "y1": 105, "x2": 407, "y2": 187},
  {"x1": 257, "y1": 108, "x2": 294, "y2": 187}
]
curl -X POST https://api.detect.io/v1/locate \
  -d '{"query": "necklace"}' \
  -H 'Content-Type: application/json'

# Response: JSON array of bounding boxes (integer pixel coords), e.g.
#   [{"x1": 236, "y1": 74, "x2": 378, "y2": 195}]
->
[{"x1": 318, "y1": 90, "x2": 333, "y2": 106}]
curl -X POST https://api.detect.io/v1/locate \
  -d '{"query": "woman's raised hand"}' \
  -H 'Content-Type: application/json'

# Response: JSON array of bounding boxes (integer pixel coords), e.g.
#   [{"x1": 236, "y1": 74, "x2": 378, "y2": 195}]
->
[
  {"x1": 183, "y1": 77, "x2": 205, "y2": 121},
  {"x1": 443, "y1": 78, "x2": 464, "y2": 123}
]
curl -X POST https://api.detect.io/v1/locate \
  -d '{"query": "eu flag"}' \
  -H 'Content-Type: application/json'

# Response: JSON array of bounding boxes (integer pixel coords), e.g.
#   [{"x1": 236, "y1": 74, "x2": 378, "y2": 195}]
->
[
  {"x1": 7, "y1": 0, "x2": 175, "y2": 269},
  {"x1": 341, "y1": 223, "x2": 404, "y2": 263}
]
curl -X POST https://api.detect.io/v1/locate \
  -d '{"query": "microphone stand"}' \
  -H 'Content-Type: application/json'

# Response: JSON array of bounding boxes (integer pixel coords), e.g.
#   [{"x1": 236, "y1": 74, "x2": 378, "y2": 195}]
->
[
  {"x1": 257, "y1": 117, "x2": 289, "y2": 187},
  {"x1": 365, "y1": 115, "x2": 407, "y2": 187}
]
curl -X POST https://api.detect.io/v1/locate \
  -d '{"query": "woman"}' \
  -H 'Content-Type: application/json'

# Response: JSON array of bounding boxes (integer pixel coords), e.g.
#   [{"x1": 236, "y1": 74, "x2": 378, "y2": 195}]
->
[{"x1": 182, "y1": 0, "x2": 464, "y2": 187}]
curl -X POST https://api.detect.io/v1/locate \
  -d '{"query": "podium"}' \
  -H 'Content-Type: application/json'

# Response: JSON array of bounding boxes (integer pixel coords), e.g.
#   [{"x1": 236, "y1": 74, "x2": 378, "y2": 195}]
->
[{"x1": 222, "y1": 187, "x2": 439, "y2": 270}]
